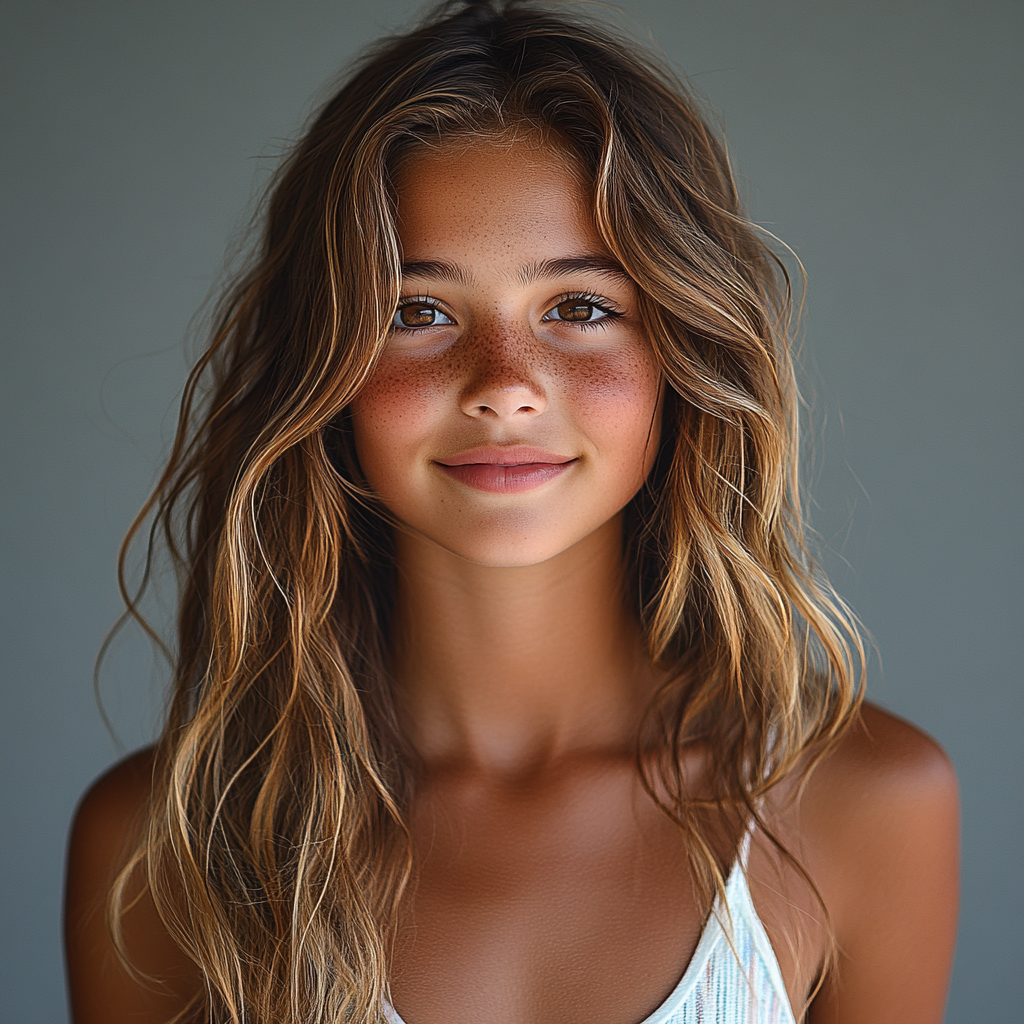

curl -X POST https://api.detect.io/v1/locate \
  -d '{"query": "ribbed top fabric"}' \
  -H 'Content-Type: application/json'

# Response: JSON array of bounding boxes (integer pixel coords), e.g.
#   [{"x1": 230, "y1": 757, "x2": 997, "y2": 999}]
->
[{"x1": 384, "y1": 835, "x2": 796, "y2": 1024}]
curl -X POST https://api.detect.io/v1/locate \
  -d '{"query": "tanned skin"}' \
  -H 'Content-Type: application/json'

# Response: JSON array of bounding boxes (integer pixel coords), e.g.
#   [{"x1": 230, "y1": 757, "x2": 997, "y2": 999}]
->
[{"x1": 65, "y1": 142, "x2": 959, "y2": 1024}]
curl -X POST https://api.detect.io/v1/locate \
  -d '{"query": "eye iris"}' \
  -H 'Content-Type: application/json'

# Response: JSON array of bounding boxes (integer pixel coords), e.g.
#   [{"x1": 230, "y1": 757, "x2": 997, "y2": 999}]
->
[
  {"x1": 558, "y1": 301, "x2": 594, "y2": 322},
  {"x1": 401, "y1": 305, "x2": 436, "y2": 327}
]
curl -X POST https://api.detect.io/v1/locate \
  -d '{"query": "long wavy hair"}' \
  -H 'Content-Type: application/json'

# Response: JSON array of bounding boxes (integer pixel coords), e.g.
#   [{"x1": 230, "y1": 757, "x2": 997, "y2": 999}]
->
[{"x1": 110, "y1": 2, "x2": 864, "y2": 1020}]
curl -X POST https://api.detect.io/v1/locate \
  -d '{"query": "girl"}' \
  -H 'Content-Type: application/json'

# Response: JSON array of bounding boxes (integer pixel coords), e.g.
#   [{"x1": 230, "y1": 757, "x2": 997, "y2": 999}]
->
[{"x1": 64, "y1": 2, "x2": 959, "y2": 1022}]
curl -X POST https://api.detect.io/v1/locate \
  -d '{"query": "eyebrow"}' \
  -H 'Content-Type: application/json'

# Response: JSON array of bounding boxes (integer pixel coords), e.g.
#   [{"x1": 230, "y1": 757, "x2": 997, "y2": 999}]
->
[
  {"x1": 399, "y1": 260, "x2": 473, "y2": 286},
  {"x1": 518, "y1": 255, "x2": 632, "y2": 286},
  {"x1": 398, "y1": 253, "x2": 632, "y2": 288}
]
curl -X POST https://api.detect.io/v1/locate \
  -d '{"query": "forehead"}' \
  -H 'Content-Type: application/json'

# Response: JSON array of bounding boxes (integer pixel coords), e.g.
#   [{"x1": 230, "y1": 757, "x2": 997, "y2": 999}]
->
[{"x1": 391, "y1": 139, "x2": 603, "y2": 267}]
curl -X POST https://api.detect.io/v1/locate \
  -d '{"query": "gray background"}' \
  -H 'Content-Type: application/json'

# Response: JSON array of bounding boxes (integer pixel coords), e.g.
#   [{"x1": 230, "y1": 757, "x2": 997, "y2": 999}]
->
[{"x1": 1, "y1": 1, "x2": 1020, "y2": 1020}]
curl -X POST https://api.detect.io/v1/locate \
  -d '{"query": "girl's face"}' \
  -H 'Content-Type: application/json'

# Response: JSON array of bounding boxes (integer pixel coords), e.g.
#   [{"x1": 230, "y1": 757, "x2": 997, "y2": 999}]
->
[{"x1": 350, "y1": 139, "x2": 662, "y2": 567}]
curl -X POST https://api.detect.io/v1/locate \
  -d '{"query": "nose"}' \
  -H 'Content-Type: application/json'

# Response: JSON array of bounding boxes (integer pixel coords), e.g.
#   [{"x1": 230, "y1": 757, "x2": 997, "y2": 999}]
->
[{"x1": 458, "y1": 328, "x2": 547, "y2": 421}]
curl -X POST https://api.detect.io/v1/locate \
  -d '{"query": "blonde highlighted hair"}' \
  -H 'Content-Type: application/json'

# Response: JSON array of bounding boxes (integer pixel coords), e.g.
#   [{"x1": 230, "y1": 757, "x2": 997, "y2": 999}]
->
[{"x1": 111, "y1": 2, "x2": 863, "y2": 1020}]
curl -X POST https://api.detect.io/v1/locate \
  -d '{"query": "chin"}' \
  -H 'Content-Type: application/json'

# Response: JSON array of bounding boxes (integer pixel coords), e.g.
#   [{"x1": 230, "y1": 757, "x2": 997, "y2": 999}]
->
[{"x1": 426, "y1": 509, "x2": 616, "y2": 568}]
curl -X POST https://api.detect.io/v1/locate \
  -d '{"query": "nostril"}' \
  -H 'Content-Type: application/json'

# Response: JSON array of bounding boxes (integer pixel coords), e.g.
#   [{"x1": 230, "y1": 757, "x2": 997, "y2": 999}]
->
[{"x1": 460, "y1": 378, "x2": 547, "y2": 419}]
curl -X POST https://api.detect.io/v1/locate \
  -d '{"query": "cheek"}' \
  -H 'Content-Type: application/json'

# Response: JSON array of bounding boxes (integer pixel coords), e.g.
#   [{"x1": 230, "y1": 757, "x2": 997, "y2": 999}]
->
[
  {"x1": 349, "y1": 355, "x2": 451, "y2": 472},
  {"x1": 562, "y1": 343, "x2": 661, "y2": 464}
]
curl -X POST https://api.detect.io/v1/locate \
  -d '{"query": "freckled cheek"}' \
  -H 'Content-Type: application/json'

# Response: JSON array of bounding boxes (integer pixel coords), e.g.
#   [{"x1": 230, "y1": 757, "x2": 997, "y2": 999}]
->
[
  {"x1": 349, "y1": 356, "x2": 455, "y2": 474},
  {"x1": 560, "y1": 349, "x2": 661, "y2": 458}
]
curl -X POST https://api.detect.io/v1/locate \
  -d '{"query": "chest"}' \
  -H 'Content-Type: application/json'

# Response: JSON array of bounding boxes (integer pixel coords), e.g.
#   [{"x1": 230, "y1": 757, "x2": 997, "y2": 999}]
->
[{"x1": 388, "y1": 764, "x2": 708, "y2": 1024}]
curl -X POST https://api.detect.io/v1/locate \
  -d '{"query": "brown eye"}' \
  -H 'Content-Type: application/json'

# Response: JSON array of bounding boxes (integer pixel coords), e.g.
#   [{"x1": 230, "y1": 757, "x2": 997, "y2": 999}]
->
[
  {"x1": 400, "y1": 305, "x2": 435, "y2": 327},
  {"x1": 393, "y1": 304, "x2": 454, "y2": 329},
  {"x1": 556, "y1": 300, "x2": 595, "y2": 322},
  {"x1": 544, "y1": 297, "x2": 619, "y2": 326}
]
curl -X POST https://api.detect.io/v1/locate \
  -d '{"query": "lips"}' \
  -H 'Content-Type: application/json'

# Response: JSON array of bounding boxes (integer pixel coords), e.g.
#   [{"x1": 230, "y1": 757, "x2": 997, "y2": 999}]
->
[{"x1": 434, "y1": 446, "x2": 577, "y2": 494}]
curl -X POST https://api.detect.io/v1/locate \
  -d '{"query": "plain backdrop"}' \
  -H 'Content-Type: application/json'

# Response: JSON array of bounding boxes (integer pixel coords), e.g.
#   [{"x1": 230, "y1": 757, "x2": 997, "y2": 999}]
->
[{"x1": 1, "y1": 2, "x2": 1021, "y2": 1020}]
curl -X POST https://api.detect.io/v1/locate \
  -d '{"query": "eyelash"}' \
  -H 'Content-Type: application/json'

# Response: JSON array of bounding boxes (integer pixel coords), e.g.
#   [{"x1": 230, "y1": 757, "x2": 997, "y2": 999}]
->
[
  {"x1": 390, "y1": 292, "x2": 624, "y2": 333},
  {"x1": 542, "y1": 291, "x2": 624, "y2": 331},
  {"x1": 391, "y1": 295, "x2": 454, "y2": 333}
]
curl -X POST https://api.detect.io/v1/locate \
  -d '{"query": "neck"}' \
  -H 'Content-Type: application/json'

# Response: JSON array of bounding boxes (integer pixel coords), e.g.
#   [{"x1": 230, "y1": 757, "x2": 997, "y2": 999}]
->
[{"x1": 390, "y1": 515, "x2": 657, "y2": 774}]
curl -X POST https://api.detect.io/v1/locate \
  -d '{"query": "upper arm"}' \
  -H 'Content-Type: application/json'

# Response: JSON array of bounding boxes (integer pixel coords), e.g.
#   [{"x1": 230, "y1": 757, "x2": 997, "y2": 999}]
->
[
  {"x1": 806, "y1": 705, "x2": 960, "y2": 1024},
  {"x1": 64, "y1": 748, "x2": 201, "y2": 1024}
]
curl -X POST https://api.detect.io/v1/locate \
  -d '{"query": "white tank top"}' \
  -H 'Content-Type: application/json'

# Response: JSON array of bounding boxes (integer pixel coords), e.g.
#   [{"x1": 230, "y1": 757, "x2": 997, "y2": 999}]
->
[{"x1": 383, "y1": 835, "x2": 797, "y2": 1024}]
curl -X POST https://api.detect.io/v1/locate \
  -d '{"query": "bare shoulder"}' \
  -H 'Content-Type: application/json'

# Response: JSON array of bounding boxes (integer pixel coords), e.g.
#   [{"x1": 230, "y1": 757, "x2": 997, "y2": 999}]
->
[
  {"x1": 66, "y1": 747, "x2": 160, "y2": 933},
  {"x1": 802, "y1": 701, "x2": 958, "y2": 840},
  {"x1": 66, "y1": 747, "x2": 199, "y2": 1024},
  {"x1": 69, "y1": 746, "x2": 157, "y2": 860},
  {"x1": 800, "y1": 703, "x2": 960, "y2": 1024}
]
